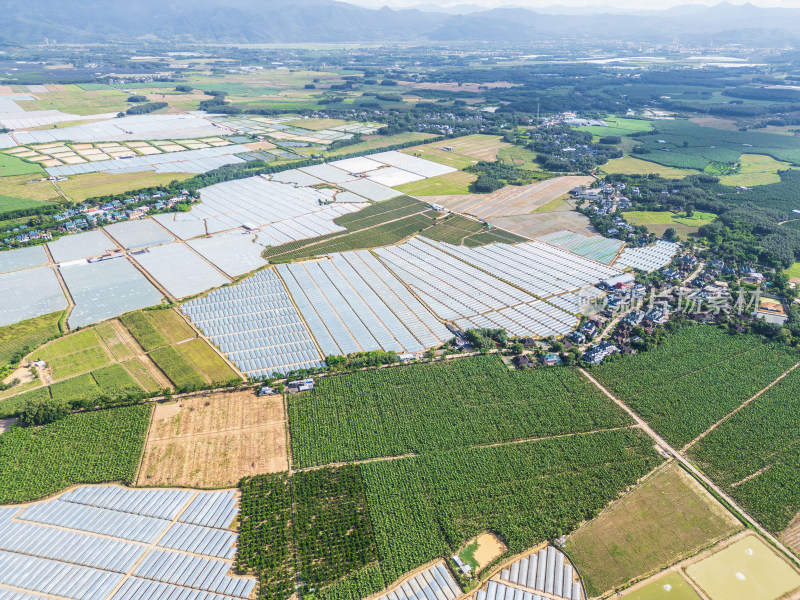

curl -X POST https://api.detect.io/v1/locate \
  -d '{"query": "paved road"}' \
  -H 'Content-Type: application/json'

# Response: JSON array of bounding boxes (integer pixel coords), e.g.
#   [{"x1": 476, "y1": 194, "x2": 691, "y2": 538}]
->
[{"x1": 579, "y1": 367, "x2": 800, "y2": 567}]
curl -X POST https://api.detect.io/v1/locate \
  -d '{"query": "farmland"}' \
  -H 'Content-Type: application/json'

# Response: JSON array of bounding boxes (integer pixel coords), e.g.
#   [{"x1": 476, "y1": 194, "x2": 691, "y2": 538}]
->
[
  {"x1": 627, "y1": 119, "x2": 800, "y2": 171},
  {"x1": 0, "y1": 311, "x2": 62, "y2": 367},
  {"x1": 592, "y1": 325, "x2": 800, "y2": 448},
  {"x1": 0, "y1": 360, "x2": 148, "y2": 417},
  {"x1": 0, "y1": 403, "x2": 151, "y2": 503},
  {"x1": 138, "y1": 390, "x2": 287, "y2": 487},
  {"x1": 149, "y1": 345, "x2": 208, "y2": 390},
  {"x1": 576, "y1": 116, "x2": 654, "y2": 138},
  {"x1": 601, "y1": 155, "x2": 697, "y2": 178},
  {"x1": 689, "y1": 366, "x2": 800, "y2": 534},
  {"x1": 32, "y1": 327, "x2": 111, "y2": 380},
  {"x1": 288, "y1": 354, "x2": 631, "y2": 467},
  {"x1": 395, "y1": 170, "x2": 477, "y2": 195},
  {"x1": 0, "y1": 152, "x2": 45, "y2": 177},
  {"x1": 564, "y1": 463, "x2": 742, "y2": 597},
  {"x1": 716, "y1": 154, "x2": 796, "y2": 187},
  {"x1": 120, "y1": 310, "x2": 172, "y2": 351},
  {"x1": 236, "y1": 428, "x2": 660, "y2": 600},
  {"x1": 58, "y1": 171, "x2": 193, "y2": 203},
  {"x1": 624, "y1": 210, "x2": 716, "y2": 237}
]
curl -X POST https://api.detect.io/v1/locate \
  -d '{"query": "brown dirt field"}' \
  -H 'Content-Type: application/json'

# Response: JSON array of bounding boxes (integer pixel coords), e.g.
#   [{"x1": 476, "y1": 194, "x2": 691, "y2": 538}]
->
[
  {"x1": 781, "y1": 513, "x2": 800, "y2": 554},
  {"x1": 426, "y1": 135, "x2": 506, "y2": 162},
  {"x1": 429, "y1": 176, "x2": 593, "y2": 219},
  {"x1": 472, "y1": 533, "x2": 507, "y2": 569},
  {"x1": 245, "y1": 141, "x2": 277, "y2": 151},
  {"x1": 489, "y1": 211, "x2": 596, "y2": 239},
  {"x1": 137, "y1": 390, "x2": 288, "y2": 488},
  {"x1": 0, "y1": 86, "x2": 15, "y2": 95}
]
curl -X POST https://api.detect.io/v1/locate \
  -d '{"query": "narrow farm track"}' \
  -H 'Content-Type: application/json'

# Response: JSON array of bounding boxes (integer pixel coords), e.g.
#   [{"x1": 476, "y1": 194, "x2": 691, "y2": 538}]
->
[
  {"x1": 682, "y1": 359, "x2": 800, "y2": 452},
  {"x1": 579, "y1": 367, "x2": 800, "y2": 567}
]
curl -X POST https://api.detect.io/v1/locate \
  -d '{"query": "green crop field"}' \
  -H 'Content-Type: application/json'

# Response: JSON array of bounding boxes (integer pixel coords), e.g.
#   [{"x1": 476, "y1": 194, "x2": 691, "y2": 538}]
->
[
  {"x1": 236, "y1": 428, "x2": 660, "y2": 600},
  {"x1": 576, "y1": 116, "x2": 655, "y2": 138},
  {"x1": 0, "y1": 386, "x2": 50, "y2": 419},
  {"x1": 717, "y1": 154, "x2": 797, "y2": 187},
  {"x1": 0, "y1": 311, "x2": 62, "y2": 367},
  {"x1": 690, "y1": 366, "x2": 800, "y2": 532},
  {"x1": 49, "y1": 372, "x2": 104, "y2": 405},
  {"x1": 58, "y1": 171, "x2": 193, "y2": 203},
  {"x1": 179, "y1": 338, "x2": 239, "y2": 385},
  {"x1": 786, "y1": 262, "x2": 800, "y2": 279},
  {"x1": 289, "y1": 355, "x2": 631, "y2": 467},
  {"x1": 149, "y1": 345, "x2": 207, "y2": 390},
  {"x1": 121, "y1": 311, "x2": 170, "y2": 351},
  {"x1": 601, "y1": 155, "x2": 698, "y2": 178},
  {"x1": 565, "y1": 463, "x2": 742, "y2": 596},
  {"x1": 363, "y1": 428, "x2": 661, "y2": 581},
  {"x1": 419, "y1": 214, "x2": 485, "y2": 244},
  {"x1": 0, "y1": 153, "x2": 45, "y2": 177},
  {"x1": 592, "y1": 325, "x2": 800, "y2": 448},
  {"x1": 121, "y1": 358, "x2": 162, "y2": 393},
  {"x1": 91, "y1": 363, "x2": 147, "y2": 399},
  {"x1": 395, "y1": 170, "x2": 477, "y2": 195},
  {"x1": 143, "y1": 309, "x2": 196, "y2": 344},
  {"x1": 0, "y1": 403, "x2": 151, "y2": 503},
  {"x1": 33, "y1": 328, "x2": 111, "y2": 380},
  {"x1": 625, "y1": 120, "x2": 800, "y2": 171},
  {"x1": 624, "y1": 210, "x2": 716, "y2": 237}
]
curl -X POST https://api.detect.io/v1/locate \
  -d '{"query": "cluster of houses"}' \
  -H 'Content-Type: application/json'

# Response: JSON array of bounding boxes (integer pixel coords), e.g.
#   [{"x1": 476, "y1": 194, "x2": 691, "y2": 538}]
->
[
  {"x1": 1, "y1": 191, "x2": 192, "y2": 249},
  {"x1": 571, "y1": 182, "x2": 633, "y2": 216}
]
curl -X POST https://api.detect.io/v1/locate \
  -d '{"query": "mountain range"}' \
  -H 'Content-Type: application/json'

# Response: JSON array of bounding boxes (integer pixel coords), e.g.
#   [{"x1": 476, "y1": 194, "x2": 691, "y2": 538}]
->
[{"x1": 1, "y1": 0, "x2": 800, "y2": 45}]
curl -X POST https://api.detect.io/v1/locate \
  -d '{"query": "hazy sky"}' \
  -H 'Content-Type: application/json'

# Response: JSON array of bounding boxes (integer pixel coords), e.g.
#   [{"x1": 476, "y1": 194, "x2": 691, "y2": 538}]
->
[{"x1": 345, "y1": 0, "x2": 800, "y2": 8}]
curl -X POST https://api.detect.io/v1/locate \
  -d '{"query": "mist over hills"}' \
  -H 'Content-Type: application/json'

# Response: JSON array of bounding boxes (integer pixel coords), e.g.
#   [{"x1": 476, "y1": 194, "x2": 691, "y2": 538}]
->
[{"x1": 1, "y1": 0, "x2": 800, "y2": 44}]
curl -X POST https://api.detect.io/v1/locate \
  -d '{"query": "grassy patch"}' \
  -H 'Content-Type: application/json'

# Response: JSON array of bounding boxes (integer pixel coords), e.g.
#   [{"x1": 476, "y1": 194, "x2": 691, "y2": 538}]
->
[
  {"x1": 179, "y1": 338, "x2": 239, "y2": 385},
  {"x1": 718, "y1": 154, "x2": 796, "y2": 187},
  {"x1": 395, "y1": 170, "x2": 477, "y2": 195},
  {"x1": 121, "y1": 358, "x2": 162, "y2": 393},
  {"x1": 143, "y1": 309, "x2": 195, "y2": 344},
  {"x1": 94, "y1": 321, "x2": 134, "y2": 361},
  {"x1": 0, "y1": 312, "x2": 62, "y2": 367},
  {"x1": 533, "y1": 194, "x2": 569, "y2": 213},
  {"x1": 0, "y1": 174, "x2": 61, "y2": 204},
  {"x1": 576, "y1": 116, "x2": 655, "y2": 138},
  {"x1": 18, "y1": 87, "x2": 131, "y2": 116},
  {"x1": 149, "y1": 345, "x2": 207, "y2": 390},
  {"x1": 323, "y1": 132, "x2": 437, "y2": 158},
  {"x1": 786, "y1": 262, "x2": 800, "y2": 279},
  {"x1": 624, "y1": 210, "x2": 716, "y2": 237},
  {"x1": 58, "y1": 171, "x2": 193, "y2": 203},
  {"x1": 0, "y1": 404, "x2": 151, "y2": 503},
  {"x1": 564, "y1": 463, "x2": 742, "y2": 596},
  {"x1": 497, "y1": 145, "x2": 541, "y2": 170},
  {"x1": 459, "y1": 539, "x2": 480, "y2": 570},
  {"x1": 601, "y1": 155, "x2": 698, "y2": 178},
  {"x1": 0, "y1": 153, "x2": 45, "y2": 177},
  {"x1": 33, "y1": 328, "x2": 111, "y2": 381}
]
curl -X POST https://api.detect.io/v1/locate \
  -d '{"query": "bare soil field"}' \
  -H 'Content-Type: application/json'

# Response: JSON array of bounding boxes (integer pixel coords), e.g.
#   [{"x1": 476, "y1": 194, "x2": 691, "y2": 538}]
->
[
  {"x1": 137, "y1": 390, "x2": 288, "y2": 488},
  {"x1": 472, "y1": 533, "x2": 507, "y2": 569},
  {"x1": 781, "y1": 513, "x2": 800, "y2": 554},
  {"x1": 489, "y1": 211, "x2": 595, "y2": 239},
  {"x1": 0, "y1": 417, "x2": 17, "y2": 433},
  {"x1": 429, "y1": 176, "x2": 592, "y2": 219}
]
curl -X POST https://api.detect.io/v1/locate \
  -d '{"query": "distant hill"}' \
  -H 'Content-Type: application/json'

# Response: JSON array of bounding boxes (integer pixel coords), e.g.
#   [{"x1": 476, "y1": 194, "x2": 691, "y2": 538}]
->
[{"x1": 1, "y1": 0, "x2": 800, "y2": 44}]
